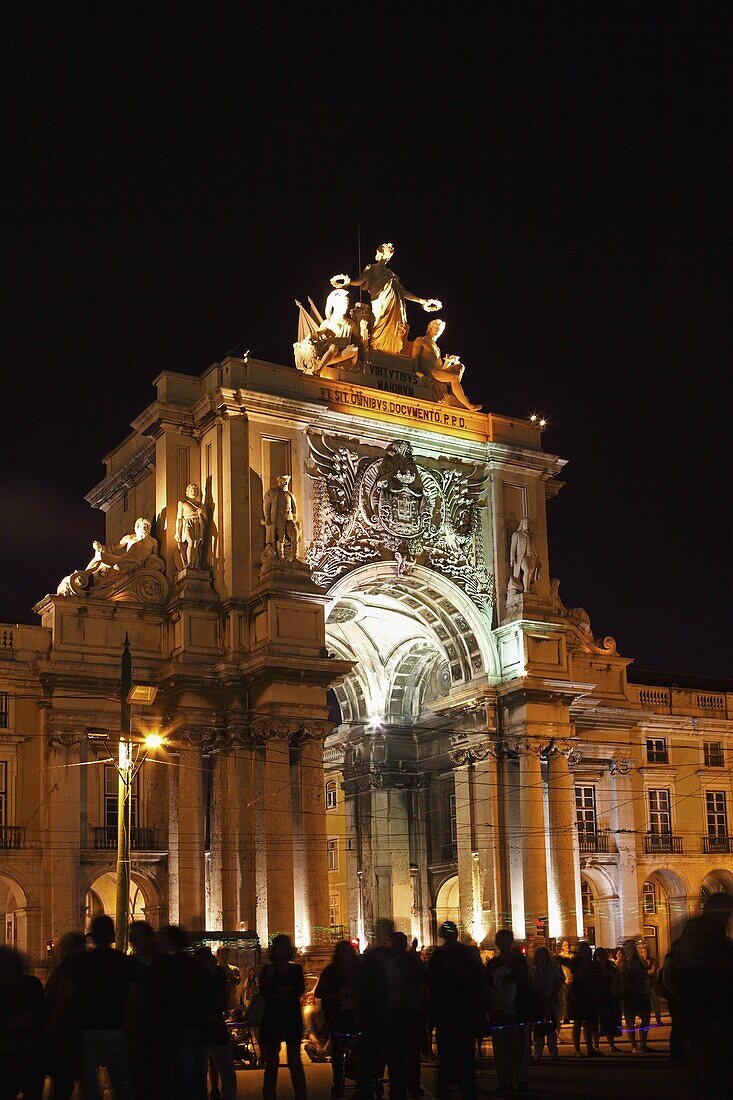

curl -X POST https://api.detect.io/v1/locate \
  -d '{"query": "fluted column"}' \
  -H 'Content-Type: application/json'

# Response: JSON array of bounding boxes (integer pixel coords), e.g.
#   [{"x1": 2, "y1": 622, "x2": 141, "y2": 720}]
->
[
  {"x1": 298, "y1": 736, "x2": 330, "y2": 945},
  {"x1": 263, "y1": 737, "x2": 295, "y2": 938},
  {"x1": 609, "y1": 759, "x2": 639, "y2": 940},
  {"x1": 177, "y1": 745, "x2": 206, "y2": 928},
  {"x1": 519, "y1": 745, "x2": 549, "y2": 942},
  {"x1": 547, "y1": 750, "x2": 579, "y2": 940},
  {"x1": 454, "y1": 764, "x2": 475, "y2": 937}
]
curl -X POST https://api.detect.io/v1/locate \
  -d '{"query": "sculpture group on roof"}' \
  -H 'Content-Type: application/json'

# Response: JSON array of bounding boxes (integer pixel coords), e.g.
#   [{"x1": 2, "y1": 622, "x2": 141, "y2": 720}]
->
[{"x1": 294, "y1": 242, "x2": 481, "y2": 412}]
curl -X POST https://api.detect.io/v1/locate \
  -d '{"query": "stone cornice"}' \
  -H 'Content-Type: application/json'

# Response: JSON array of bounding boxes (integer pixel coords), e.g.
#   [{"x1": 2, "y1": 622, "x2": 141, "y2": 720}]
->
[
  {"x1": 498, "y1": 676, "x2": 597, "y2": 705},
  {"x1": 85, "y1": 440, "x2": 156, "y2": 510}
]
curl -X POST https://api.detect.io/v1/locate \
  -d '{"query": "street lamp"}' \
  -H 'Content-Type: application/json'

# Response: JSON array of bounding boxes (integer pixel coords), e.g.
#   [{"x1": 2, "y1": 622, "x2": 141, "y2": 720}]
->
[{"x1": 113, "y1": 634, "x2": 160, "y2": 951}]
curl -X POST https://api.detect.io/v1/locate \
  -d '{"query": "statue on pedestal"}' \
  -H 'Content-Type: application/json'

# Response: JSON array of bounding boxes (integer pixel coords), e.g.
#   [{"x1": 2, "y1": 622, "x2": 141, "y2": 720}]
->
[
  {"x1": 175, "y1": 483, "x2": 207, "y2": 569},
  {"x1": 331, "y1": 242, "x2": 441, "y2": 355},
  {"x1": 507, "y1": 518, "x2": 541, "y2": 599},
  {"x1": 293, "y1": 289, "x2": 362, "y2": 376},
  {"x1": 57, "y1": 517, "x2": 168, "y2": 601},
  {"x1": 412, "y1": 319, "x2": 482, "y2": 411},
  {"x1": 262, "y1": 475, "x2": 301, "y2": 562}
]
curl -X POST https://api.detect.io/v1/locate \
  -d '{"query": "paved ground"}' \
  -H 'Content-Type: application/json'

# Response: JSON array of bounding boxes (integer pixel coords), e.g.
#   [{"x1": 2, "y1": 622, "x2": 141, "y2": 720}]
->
[{"x1": 234, "y1": 1023, "x2": 687, "y2": 1098}]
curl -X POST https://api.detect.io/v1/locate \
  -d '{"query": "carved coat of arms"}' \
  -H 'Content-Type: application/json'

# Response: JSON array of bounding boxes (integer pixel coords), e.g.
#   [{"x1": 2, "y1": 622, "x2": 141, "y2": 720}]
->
[{"x1": 306, "y1": 435, "x2": 494, "y2": 607}]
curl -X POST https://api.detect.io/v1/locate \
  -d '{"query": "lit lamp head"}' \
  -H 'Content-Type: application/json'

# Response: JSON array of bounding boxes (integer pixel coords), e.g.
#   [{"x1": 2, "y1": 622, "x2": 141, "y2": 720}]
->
[{"x1": 144, "y1": 733, "x2": 165, "y2": 750}]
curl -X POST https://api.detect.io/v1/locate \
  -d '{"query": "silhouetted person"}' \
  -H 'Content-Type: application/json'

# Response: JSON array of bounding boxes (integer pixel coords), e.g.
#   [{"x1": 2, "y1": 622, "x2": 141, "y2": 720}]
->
[
  {"x1": 354, "y1": 920, "x2": 392, "y2": 1100},
  {"x1": 618, "y1": 939, "x2": 651, "y2": 1052},
  {"x1": 593, "y1": 947, "x2": 620, "y2": 1052},
  {"x1": 151, "y1": 924, "x2": 209, "y2": 1100},
  {"x1": 661, "y1": 892, "x2": 733, "y2": 1098},
  {"x1": 530, "y1": 946, "x2": 564, "y2": 1062},
  {"x1": 0, "y1": 945, "x2": 47, "y2": 1100},
  {"x1": 194, "y1": 947, "x2": 237, "y2": 1100},
  {"x1": 315, "y1": 939, "x2": 359, "y2": 1098},
  {"x1": 383, "y1": 931, "x2": 426, "y2": 1100},
  {"x1": 44, "y1": 931, "x2": 86, "y2": 1100},
  {"x1": 216, "y1": 946, "x2": 241, "y2": 1011},
  {"x1": 128, "y1": 920, "x2": 160, "y2": 1100},
  {"x1": 638, "y1": 941, "x2": 663, "y2": 1025},
  {"x1": 259, "y1": 933, "x2": 307, "y2": 1100},
  {"x1": 567, "y1": 942, "x2": 602, "y2": 1057},
  {"x1": 427, "y1": 920, "x2": 485, "y2": 1100},
  {"x1": 65, "y1": 913, "x2": 138, "y2": 1100},
  {"x1": 486, "y1": 929, "x2": 532, "y2": 1093}
]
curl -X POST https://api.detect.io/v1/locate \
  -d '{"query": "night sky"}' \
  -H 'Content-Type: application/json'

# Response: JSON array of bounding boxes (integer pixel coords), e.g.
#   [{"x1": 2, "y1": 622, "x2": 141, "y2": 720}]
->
[{"x1": 4, "y1": 6, "x2": 731, "y2": 677}]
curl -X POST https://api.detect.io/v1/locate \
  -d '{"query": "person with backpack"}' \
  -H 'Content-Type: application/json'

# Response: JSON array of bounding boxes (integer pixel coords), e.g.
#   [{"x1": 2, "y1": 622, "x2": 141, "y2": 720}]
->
[{"x1": 485, "y1": 930, "x2": 533, "y2": 1093}]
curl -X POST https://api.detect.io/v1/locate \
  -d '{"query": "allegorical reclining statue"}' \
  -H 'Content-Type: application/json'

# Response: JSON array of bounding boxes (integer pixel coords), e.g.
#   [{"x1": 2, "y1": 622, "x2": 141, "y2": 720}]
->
[{"x1": 57, "y1": 517, "x2": 166, "y2": 597}]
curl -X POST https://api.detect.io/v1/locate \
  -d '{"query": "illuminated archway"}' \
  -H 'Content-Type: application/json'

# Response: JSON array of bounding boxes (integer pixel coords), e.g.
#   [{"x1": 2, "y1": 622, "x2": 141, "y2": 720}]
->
[
  {"x1": 85, "y1": 870, "x2": 162, "y2": 930},
  {"x1": 435, "y1": 875, "x2": 460, "y2": 931},
  {"x1": 700, "y1": 868, "x2": 733, "y2": 905},
  {"x1": 641, "y1": 869, "x2": 689, "y2": 961},
  {"x1": 326, "y1": 562, "x2": 498, "y2": 725},
  {"x1": 0, "y1": 872, "x2": 29, "y2": 950}
]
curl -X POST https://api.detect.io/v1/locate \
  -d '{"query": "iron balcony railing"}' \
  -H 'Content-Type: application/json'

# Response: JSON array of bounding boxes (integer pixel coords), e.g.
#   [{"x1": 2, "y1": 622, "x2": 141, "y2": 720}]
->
[
  {"x1": 577, "y1": 828, "x2": 610, "y2": 854},
  {"x1": 644, "y1": 832, "x2": 683, "y2": 854},
  {"x1": 440, "y1": 841, "x2": 458, "y2": 863},
  {"x1": 702, "y1": 834, "x2": 732, "y2": 854},
  {"x1": 0, "y1": 825, "x2": 23, "y2": 849},
  {"x1": 92, "y1": 826, "x2": 159, "y2": 850}
]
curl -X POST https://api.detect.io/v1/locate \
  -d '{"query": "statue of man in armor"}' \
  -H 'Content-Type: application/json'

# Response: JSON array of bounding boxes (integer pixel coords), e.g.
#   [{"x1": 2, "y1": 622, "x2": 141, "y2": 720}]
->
[
  {"x1": 262, "y1": 475, "x2": 301, "y2": 561},
  {"x1": 509, "y1": 517, "x2": 541, "y2": 593},
  {"x1": 175, "y1": 483, "x2": 207, "y2": 568}
]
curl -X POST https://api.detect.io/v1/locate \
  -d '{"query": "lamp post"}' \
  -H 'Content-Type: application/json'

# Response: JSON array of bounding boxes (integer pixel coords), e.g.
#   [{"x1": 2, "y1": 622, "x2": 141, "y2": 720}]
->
[{"x1": 114, "y1": 635, "x2": 133, "y2": 952}]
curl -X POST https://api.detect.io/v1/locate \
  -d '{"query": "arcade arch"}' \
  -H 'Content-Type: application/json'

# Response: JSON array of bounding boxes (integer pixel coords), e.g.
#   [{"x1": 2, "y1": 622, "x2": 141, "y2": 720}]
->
[
  {"x1": 326, "y1": 562, "x2": 498, "y2": 726},
  {"x1": 641, "y1": 868, "x2": 689, "y2": 961},
  {"x1": 700, "y1": 868, "x2": 733, "y2": 905},
  {"x1": 435, "y1": 875, "x2": 460, "y2": 931},
  {"x1": 85, "y1": 870, "x2": 162, "y2": 930},
  {"x1": 0, "y1": 872, "x2": 29, "y2": 950}
]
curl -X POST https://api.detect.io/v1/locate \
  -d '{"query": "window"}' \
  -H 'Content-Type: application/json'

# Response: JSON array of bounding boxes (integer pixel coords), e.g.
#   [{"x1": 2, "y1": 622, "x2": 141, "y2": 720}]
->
[
  {"x1": 642, "y1": 881, "x2": 658, "y2": 914},
  {"x1": 706, "y1": 791, "x2": 728, "y2": 837},
  {"x1": 0, "y1": 761, "x2": 6, "y2": 826},
  {"x1": 327, "y1": 838, "x2": 338, "y2": 872},
  {"x1": 104, "y1": 765, "x2": 138, "y2": 831},
  {"x1": 0, "y1": 693, "x2": 8, "y2": 728},
  {"x1": 646, "y1": 738, "x2": 668, "y2": 764},
  {"x1": 325, "y1": 779, "x2": 338, "y2": 810},
  {"x1": 648, "y1": 789, "x2": 671, "y2": 834},
  {"x1": 581, "y1": 878, "x2": 595, "y2": 917},
  {"x1": 329, "y1": 893, "x2": 341, "y2": 928},
  {"x1": 704, "y1": 742, "x2": 724, "y2": 768},
  {"x1": 575, "y1": 786, "x2": 597, "y2": 836},
  {"x1": 447, "y1": 792, "x2": 457, "y2": 845}
]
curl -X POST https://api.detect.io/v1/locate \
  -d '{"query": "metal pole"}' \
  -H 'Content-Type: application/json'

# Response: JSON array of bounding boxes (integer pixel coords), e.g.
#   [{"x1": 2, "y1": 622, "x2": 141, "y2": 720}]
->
[{"x1": 115, "y1": 634, "x2": 132, "y2": 951}]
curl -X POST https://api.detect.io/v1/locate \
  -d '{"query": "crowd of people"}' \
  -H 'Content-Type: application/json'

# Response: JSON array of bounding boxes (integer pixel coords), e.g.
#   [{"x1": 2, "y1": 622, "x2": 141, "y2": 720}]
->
[{"x1": 1, "y1": 894, "x2": 732, "y2": 1100}]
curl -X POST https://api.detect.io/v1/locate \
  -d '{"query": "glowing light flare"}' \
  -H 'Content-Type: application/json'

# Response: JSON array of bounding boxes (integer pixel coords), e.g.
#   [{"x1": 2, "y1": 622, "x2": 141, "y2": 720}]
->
[{"x1": 144, "y1": 733, "x2": 165, "y2": 749}]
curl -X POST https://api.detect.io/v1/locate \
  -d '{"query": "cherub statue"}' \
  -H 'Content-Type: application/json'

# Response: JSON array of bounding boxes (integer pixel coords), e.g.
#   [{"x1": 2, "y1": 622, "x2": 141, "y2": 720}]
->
[
  {"x1": 411, "y1": 319, "x2": 482, "y2": 411},
  {"x1": 175, "y1": 483, "x2": 207, "y2": 568},
  {"x1": 331, "y1": 242, "x2": 441, "y2": 355},
  {"x1": 293, "y1": 289, "x2": 361, "y2": 376},
  {"x1": 261, "y1": 474, "x2": 301, "y2": 561}
]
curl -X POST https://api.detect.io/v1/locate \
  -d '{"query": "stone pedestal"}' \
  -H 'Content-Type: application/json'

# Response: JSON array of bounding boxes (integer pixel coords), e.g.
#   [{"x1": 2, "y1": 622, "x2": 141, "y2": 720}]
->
[{"x1": 547, "y1": 751, "x2": 580, "y2": 940}]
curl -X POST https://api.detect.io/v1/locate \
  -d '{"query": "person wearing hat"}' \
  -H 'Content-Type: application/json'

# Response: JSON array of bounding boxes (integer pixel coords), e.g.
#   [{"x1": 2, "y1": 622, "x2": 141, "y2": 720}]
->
[{"x1": 426, "y1": 921, "x2": 485, "y2": 1100}]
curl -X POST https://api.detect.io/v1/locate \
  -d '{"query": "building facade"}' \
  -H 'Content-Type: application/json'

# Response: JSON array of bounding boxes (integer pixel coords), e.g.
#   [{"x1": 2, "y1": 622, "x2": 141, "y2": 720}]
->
[{"x1": 1, "y1": 339, "x2": 732, "y2": 968}]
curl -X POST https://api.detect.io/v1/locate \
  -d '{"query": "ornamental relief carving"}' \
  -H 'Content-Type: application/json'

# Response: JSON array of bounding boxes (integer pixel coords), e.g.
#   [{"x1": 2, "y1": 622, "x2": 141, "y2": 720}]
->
[{"x1": 306, "y1": 434, "x2": 494, "y2": 607}]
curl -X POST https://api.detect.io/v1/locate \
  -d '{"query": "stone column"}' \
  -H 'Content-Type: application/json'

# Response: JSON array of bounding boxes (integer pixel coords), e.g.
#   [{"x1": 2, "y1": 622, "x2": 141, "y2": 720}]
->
[
  {"x1": 263, "y1": 737, "x2": 295, "y2": 938},
  {"x1": 167, "y1": 754, "x2": 180, "y2": 924},
  {"x1": 344, "y1": 784, "x2": 362, "y2": 942},
  {"x1": 208, "y1": 751, "x2": 239, "y2": 930},
  {"x1": 609, "y1": 760, "x2": 640, "y2": 940},
  {"x1": 177, "y1": 744, "x2": 206, "y2": 928},
  {"x1": 519, "y1": 745, "x2": 549, "y2": 943},
  {"x1": 298, "y1": 735, "x2": 330, "y2": 946},
  {"x1": 45, "y1": 737, "x2": 82, "y2": 940},
  {"x1": 473, "y1": 755, "x2": 502, "y2": 942},
  {"x1": 371, "y1": 787, "x2": 412, "y2": 935},
  {"x1": 547, "y1": 750, "x2": 580, "y2": 940},
  {"x1": 235, "y1": 746, "x2": 256, "y2": 930},
  {"x1": 453, "y1": 765, "x2": 475, "y2": 937}
]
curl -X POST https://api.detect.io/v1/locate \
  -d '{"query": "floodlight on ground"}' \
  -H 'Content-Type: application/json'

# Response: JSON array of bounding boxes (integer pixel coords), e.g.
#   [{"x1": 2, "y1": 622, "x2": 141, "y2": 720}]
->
[{"x1": 126, "y1": 684, "x2": 158, "y2": 705}]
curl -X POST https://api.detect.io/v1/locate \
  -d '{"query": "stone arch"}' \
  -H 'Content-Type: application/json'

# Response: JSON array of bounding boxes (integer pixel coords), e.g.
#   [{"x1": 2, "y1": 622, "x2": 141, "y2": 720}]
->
[
  {"x1": 700, "y1": 867, "x2": 733, "y2": 904},
  {"x1": 326, "y1": 562, "x2": 498, "y2": 725},
  {"x1": 434, "y1": 874, "x2": 460, "y2": 932},
  {"x1": 579, "y1": 867, "x2": 618, "y2": 947},
  {"x1": 0, "y1": 871, "x2": 31, "y2": 954},
  {"x1": 84, "y1": 868, "x2": 164, "y2": 930},
  {"x1": 641, "y1": 868, "x2": 690, "y2": 961}
]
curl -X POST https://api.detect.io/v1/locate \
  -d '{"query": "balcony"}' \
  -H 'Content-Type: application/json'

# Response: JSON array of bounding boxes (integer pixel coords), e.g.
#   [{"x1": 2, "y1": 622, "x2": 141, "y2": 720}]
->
[
  {"x1": 644, "y1": 832, "x2": 683, "y2": 855},
  {"x1": 439, "y1": 841, "x2": 458, "y2": 863},
  {"x1": 702, "y1": 834, "x2": 732, "y2": 854},
  {"x1": 577, "y1": 829, "x2": 609, "y2": 854},
  {"x1": 92, "y1": 826, "x2": 160, "y2": 850},
  {"x1": 0, "y1": 825, "x2": 24, "y2": 849}
]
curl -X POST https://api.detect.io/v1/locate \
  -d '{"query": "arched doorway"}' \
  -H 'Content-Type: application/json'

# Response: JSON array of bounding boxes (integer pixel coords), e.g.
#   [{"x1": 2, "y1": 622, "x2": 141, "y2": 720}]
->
[
  {"x1": 0, "y1": 872, "x2": 29, "y2": 951},
  {"x1": 435, "y1": 875, "x2": 460, "y2": 932},
  {"x1": 641, "y1": 869, "x2": 688, "y2": 962},
  {"x1": 85, "y1": 871, "x2": 159, "y2": 930},
  {"x1": 700, "y1": 869, "x2": 733, "y2": 906}
]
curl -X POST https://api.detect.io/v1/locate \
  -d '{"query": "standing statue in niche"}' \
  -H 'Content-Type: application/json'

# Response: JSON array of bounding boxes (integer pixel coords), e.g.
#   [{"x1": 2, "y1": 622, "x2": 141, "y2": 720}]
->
[
  {"x1": 175, "y1": 483, "x2": 207, "y2": 569},
  {"x1": 508, "y1": 517, "x2": 541, "y2": 597},
  {"x1": 293, "y1": 288, "x2": 362, "y2": 375},
  {"x1": 412, "y1": 319, "x2": 482, "y2": 412},
  {"x1": 331, "y1": 242, "x2": 441, "y2": 355},
  {"x1": 262, "y1": 475, "x2": 301, "y2": 562}
]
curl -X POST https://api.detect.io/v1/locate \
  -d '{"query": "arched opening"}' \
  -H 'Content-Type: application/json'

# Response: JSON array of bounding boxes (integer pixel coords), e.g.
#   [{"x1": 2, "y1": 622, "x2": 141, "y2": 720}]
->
[
  {"x1": 435, "y1": 875, "x2": 460, "y2": 933},
  {"x1": 700, "y1": 868, "x2": 733, "y2": 905},
  {"x1": 0, "y1": 872, "x2": 29, "y2": 951},
  {"x1": 85, "y1": 871, "x2": 160, "y2": 931},
  {"x1": 578, "y1": 867, "x2": 618, "y2": 948},
  {"x1": 641, "y1": 869, "x2": 689, "y2": 962}
]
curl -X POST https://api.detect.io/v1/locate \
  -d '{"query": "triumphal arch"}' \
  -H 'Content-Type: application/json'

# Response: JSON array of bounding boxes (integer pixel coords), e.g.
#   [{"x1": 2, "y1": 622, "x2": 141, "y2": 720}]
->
[{"x1": 16, "y1": 243, "x2": 668, "y2": 956}]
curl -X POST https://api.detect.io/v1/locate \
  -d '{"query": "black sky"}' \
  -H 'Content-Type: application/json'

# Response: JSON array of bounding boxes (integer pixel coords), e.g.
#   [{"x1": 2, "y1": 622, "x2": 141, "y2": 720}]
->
[{"x1": 3, "y1": 5, "x2": 731, "y2": 677}]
